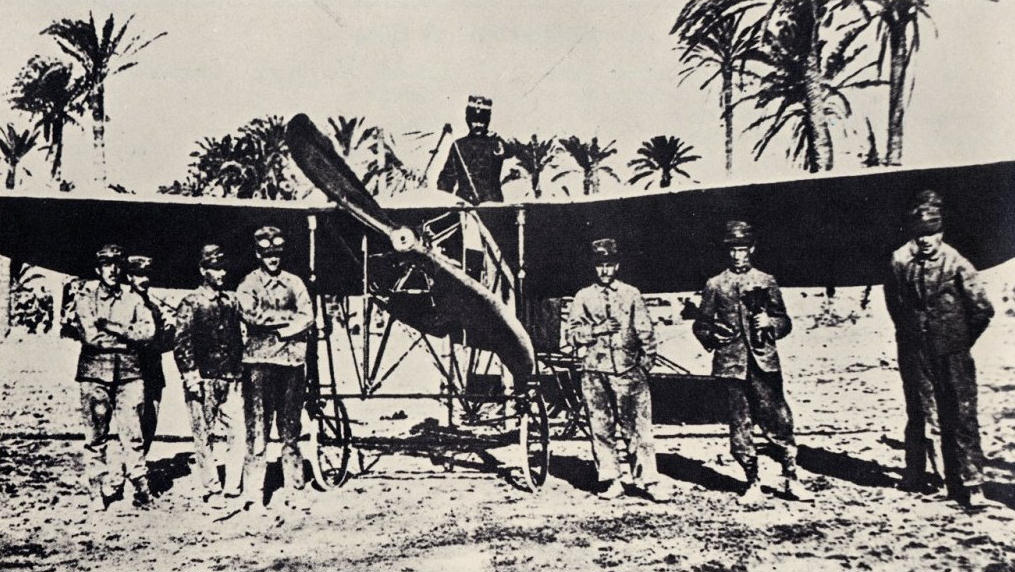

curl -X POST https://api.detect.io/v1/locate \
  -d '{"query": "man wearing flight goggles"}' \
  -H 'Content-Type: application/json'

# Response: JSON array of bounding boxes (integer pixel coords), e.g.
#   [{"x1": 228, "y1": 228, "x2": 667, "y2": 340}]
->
[{"x1": 236, "y1": 226, "x2": 315, "y2": 511}]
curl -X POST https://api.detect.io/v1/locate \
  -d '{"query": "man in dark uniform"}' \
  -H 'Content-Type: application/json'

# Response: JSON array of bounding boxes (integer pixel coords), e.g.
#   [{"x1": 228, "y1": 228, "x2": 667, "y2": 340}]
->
[
  {"x1": 566, "y1": 238, "x2": 671, "y2": 502},
  {"x1": 74, "y1": 244, "x2": 156, "y2": 510},
  {"x1": 693, "y1": 221, "x2": 812, "y2": 503},
  {"x1": 884, "y1": 193, "x2": 995, "y2": 509},
  {"x1": 125, "y1": 255, "x2": 175, "y2": 455},
  {"x1": 436, "y1": 95, "x2": 510, "y2": 204},
  {"x1": 886, "y1": 190, "x2": 945, "y2": 494},
  {"x1": 237, "y1": 226, "x2": 315, "y2": 510},
  {"x1": 174, "y1": 245, "x2": 245, "y2": 506}
]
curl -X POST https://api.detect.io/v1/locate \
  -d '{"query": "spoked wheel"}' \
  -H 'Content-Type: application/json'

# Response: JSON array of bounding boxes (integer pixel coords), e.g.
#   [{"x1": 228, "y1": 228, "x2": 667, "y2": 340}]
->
[
  {"x1": 309, "y1": 397, "x2": 352, "y2": 490},
  {"x1": 517, "y1": 388, "x2": 549, "y2": 492}
]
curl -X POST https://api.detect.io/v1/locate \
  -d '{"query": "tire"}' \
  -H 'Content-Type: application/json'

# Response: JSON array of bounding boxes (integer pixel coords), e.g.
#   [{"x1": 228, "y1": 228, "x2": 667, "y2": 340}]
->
[
  {"x1": 309, "y1": 397, "x2": 352, "y2": 490},
  {"x1": 517, "y1": 389, "x2": 549, "y2": 492}
]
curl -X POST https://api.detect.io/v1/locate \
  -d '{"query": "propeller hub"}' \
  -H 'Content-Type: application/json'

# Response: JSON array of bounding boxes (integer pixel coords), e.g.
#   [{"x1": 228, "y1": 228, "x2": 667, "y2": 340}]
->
[{"x1": 391, "y1": 227, "x2": 417, "y2": 252}]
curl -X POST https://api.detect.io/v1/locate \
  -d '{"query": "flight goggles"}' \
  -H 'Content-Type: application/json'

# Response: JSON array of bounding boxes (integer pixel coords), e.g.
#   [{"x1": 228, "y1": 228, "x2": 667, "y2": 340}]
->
[{"x1": 256, "y1": 236, "x2": 286, "y2": 250}]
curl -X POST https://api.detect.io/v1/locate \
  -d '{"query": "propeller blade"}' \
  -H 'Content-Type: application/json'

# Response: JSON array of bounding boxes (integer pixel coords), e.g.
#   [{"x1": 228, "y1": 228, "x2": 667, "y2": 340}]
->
[{"x1": 286, "y1": 113, "x2": 398, "y2": 237}]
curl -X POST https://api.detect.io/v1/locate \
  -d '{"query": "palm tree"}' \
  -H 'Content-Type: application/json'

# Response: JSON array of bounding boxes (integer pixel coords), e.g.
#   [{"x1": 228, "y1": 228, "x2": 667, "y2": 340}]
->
[
  {"x1": 502, "y1": 134, "x2": 558, "y2": 198},
  {"x1": 328, "y1": 115, "x2": 377, "y2": 158},
  {"x1": 849, "y1": 0, "x2": 931, "y2": 166},
  {"x1": 0, "y1": 125, "x2": 39, "y2": 189},
  {"x1": 740, "y1": 0, "x2": 881, "y2": 172},
  {"x1": 671, "y1": 0, "x2": 764, "y2": 175},
  {"x1": 182, "y1": 116, "x2": 305, "y2": 201},
  {"x1": 361, "y1": 130, "x2": 421, "y2": 197},
  {"x1": 42, "y1": 13, "x2": 166, "y2": 186},
  {"x1": 628, "y1": 136, "x2": 702, "y2": 190},
  {"x1": 552, "y1": 136, "x2": 620, "y2": 195},
  {"x1": 10, "y1": 56, "x2": 83, "y2": 181}
]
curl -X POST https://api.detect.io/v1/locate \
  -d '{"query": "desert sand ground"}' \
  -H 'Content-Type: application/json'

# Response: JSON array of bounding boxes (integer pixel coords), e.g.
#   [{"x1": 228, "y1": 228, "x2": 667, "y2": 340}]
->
[{"x1": 1, "y1": 276, "x2": 1014, "y2": 572}]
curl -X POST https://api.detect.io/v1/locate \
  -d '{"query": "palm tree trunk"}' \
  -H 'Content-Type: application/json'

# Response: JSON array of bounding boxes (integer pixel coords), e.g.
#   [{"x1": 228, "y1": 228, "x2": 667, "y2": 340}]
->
[
  {"x1": 52, "y1": 125, "x2": 64, "y2": 179},
  {"x1": 885, "y1": 19, "x2": 908, "y2": 166},
  {"x1": 5, "y1": 166, "x2": 15, "y2": 190},
  {"x1": 721, "y1": 65, "x2": 735, "y2": 175},
  {"x1": 91, "y1": 85, "x2": 107, "y2": 187},
  {"x1": 804, "y1": 53, "x2": 832, "y2": 169},
  {"x1": 584, "y1": 171, "x2": 594, "y2": 195},
  {"x1": 532, "y1": 171, "x2": 541, "y2": 199},
  {"x1": 800, "y1": 0, "x2": 832, "y2": 172}
]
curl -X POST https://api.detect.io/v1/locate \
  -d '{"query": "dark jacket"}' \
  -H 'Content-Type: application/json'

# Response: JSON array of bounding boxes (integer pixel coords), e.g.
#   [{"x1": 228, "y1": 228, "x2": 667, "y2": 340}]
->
[
  {"x1": 137, "y1": 292, "x2": 176, "y2": 389},
  {"x1": 436, "y1": 133, "x2": 509, "y2": 204},
  {"x1": 885, "y1": 241, "x2": 993, "y2": 356},
  {"x1": 174, "y1": 286, "x2": 244, "y2": 380},
  {"x1": 692, "y1": 267, "x2": 792, "y2": 380}
]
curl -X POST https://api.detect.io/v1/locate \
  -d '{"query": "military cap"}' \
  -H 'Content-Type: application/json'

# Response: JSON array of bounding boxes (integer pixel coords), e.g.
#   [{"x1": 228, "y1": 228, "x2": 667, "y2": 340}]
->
[
  {"x1": 908, "y1": 205, "x2": 943, "y2": 236},
  {"x1": 199, "y1": 244, "x2": 227, "y2": 269},
  {"x1": 95, "y1": 244, "x2": 125, "y2": 264},
  {"x1": 254, "y1": 225, "x2": 285, "y2": 254},
  {"x1": 591, "y1": 238, "x2": 618, "y2": 262},
  {"x1": 912, "y1": 189, "x2": 943, "y2": 210},
  {"x1": 466, "y1": 95, "x2": 493, "y2": 125},
  {"x1": 125, "y1": 255, "x2": 153, "y2": 276},
  {"x1": 723, "y1": 220, "x2": 755, "y2": 246}
]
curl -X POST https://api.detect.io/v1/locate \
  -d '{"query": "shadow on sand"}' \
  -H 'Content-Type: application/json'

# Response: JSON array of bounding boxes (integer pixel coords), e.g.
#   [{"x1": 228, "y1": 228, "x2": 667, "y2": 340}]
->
[
  {"x1": 147, "y1": 452, "x2": 194, "y2": 496},
  {"x1": 657, "y1": 451, "x2": 743, "y2": 493},
  {"x1": 549, "y1": 451, "x2": 743, "y2": 494},
  {"x1": 796, "y1": 444, "x2": 900, "y2": 488}
]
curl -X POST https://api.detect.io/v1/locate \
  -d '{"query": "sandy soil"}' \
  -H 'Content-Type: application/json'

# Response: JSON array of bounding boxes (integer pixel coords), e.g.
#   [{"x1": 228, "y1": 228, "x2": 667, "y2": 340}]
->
[{"x1": 1, "y1": 282, "x2": 1014, "y2": 572}]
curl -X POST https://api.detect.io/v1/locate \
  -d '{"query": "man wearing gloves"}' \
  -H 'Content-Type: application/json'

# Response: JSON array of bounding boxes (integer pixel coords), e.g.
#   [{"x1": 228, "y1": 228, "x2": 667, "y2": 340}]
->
[{"x1": 692, "y1": 221, "x2": 812, "y2": 503}]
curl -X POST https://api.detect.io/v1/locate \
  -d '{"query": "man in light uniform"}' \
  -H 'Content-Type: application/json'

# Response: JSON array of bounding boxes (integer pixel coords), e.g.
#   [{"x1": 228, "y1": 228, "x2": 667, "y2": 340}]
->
[
  {"x1": 566, "y1": 238, "x2": 670, "y2": 502},
  {"x1": 174, "y1": 245, "x2": 246, "y2": 506},
  {"x1": 692, "y1": 221, "x2": 812, "y2": 503},
  {"x1": 237, "y1": 226, "x2": 315, "y2": 509},
  {"x1": 74, "y1": 244, "x2": 156, "y2": 510},
  {"x1": 884, "y1": 192, "x2": 995, "y2": 508}
]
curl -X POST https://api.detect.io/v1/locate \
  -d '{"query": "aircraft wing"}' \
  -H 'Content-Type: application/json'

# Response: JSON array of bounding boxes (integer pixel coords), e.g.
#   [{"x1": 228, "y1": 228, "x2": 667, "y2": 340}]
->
[
  {"x1": 423, "y1": 161, "x2": 1015, "y2": 299},
  {"x1": 0, "y1": 194, "x2": 371, "y2": 296}
]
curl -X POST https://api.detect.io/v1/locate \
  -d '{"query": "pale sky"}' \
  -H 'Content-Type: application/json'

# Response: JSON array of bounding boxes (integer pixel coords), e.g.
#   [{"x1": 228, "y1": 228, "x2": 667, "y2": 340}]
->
[{"x1": 2, "y1": 1, "x2": 1014, "y2": 199}]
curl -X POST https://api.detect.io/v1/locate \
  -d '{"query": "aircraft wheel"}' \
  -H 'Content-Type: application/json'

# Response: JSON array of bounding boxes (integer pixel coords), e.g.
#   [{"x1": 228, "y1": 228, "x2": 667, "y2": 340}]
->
[
  {"x1": 517, "y1": 388, "x2": 549, "y2": 492},
  {"x1": 310, "y1": 398, "x2": 352, "y2": 490}
]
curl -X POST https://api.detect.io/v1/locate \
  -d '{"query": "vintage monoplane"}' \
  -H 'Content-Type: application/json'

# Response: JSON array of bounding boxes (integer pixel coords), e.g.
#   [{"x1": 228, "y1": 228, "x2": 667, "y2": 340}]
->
[{"x1": 0, "y1": 114, "x2": 1012, "y2": 492}]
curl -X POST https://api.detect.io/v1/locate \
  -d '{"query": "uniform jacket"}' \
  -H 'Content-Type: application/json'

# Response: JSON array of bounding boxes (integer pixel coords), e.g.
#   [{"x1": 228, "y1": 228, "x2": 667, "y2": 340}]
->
[
  {"x1": 74, "y1": 281, "x2": 156, "y2": 383},
  {"x1": 885, "y1": 241, "x2": 993, "y2": 356},
  {"x1": 236, "y1": 268, "x2": 314, "y2": 367},
  {"x1": 566, "y1": 280, "x2": 657, "y2": 375},
  {"x1": 436, "y1": 133, "x2": 509, "y2": 204},
  {"x1": 174, "y1": 285, "x2": 244, "y2": 380},
  {"x1": 692, "y1": 267, "x2": 792, "y2": 380},
  {"x1": 137, "y1": 291, "x2": 175, "y2": 389}
]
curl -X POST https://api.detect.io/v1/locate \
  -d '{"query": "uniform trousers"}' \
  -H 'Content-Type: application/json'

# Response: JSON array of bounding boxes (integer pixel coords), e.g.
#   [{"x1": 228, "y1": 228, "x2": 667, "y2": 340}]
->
[
  {"x1": 79, "y1": 379, "x2": 146, "y2": 490},
  {"x1": 140, "y1": 376, "x2": 163, "y2": 455},
  {"x1": 185, "y1": 377, "x2": 244, "y2": 495},
  {"x1": 728, "y1": 357, "x2": 798, "y2": 481},
  {"x1": 243, "y1": 364, "x2": 307, "y2": 501},
  {"x1": 897, "y1": 341, "x2": 942, "y2": 482},
  {"x1": 582, "y1": 367, "x2": 659, "y2": 486},
  {"x1": 914, "y1": 350, "x2": 984, "y2": 492}
]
